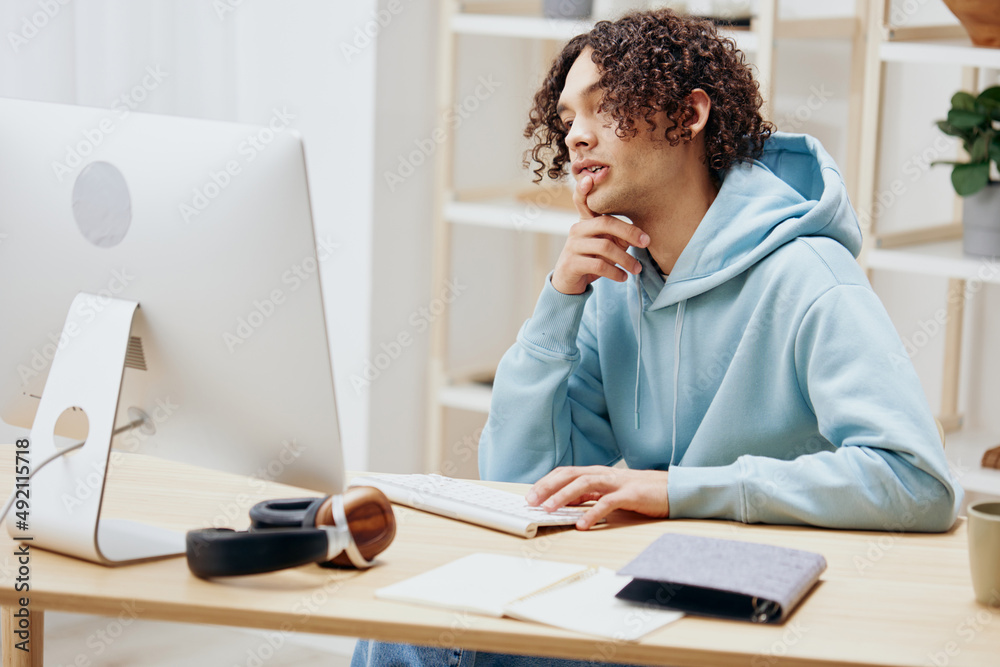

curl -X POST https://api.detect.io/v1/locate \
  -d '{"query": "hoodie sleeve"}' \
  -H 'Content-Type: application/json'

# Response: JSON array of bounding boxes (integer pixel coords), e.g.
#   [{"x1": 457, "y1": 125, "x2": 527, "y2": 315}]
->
[
  {"x1": 478, "y1": 275, "x2": 621, "y2": 483},
  {"x1": 668, "y1": 284, "x2": 963, "y2": 532}
]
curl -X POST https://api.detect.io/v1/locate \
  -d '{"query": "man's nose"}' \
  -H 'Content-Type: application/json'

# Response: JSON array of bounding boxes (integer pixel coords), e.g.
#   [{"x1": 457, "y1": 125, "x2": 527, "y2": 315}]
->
[{"x1": 566, "y1": 120, "x2": 595, "y2": 150}]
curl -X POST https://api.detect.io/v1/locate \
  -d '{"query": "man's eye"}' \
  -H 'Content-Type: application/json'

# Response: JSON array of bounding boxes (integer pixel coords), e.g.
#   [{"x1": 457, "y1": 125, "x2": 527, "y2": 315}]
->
[{"x1": 562, "y1": 119, "x2": 573, "y2": 130}]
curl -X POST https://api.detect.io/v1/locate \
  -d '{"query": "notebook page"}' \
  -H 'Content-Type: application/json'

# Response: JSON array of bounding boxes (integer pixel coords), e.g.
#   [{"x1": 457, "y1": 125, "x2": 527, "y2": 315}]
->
[
  {"x1": 374, "y1": 553, "x2": 589, "y2": 617},
  {"x1": 503, "y1": 567, "x2": 684, "y2": 640}
]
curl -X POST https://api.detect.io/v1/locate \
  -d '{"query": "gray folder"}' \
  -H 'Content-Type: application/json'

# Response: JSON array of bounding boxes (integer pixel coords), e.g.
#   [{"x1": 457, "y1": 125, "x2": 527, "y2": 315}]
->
[{"x1": 615, "y1": 533, "x2": 827, "y2": 623}]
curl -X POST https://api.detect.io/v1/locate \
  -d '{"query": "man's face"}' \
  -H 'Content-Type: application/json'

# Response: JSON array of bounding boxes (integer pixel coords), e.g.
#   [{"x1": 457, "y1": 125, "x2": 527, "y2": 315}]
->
[{"x1": 556, "y1": 47, "x2": 691, "y2": 217}]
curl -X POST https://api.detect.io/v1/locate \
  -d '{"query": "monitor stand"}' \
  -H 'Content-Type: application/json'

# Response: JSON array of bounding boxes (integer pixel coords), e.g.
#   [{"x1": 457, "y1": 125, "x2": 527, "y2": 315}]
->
[{"x1": 7, "y1": 293, "x2": 185, "y2": 565}]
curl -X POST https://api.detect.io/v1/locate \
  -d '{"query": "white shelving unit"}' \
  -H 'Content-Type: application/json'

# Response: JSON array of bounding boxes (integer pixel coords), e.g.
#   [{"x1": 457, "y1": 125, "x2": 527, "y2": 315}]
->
[
  {"x1": 445, "y1": 197, "x2": 576, "y2": 235},
  {"x1": 426, "y1": 0, "x2": 871, "y2": 472},
  {"x1": 856, "y1": 0, "x2": 1000, "y2": 500},
  {"x1": 451, "y1": 13, "x2": 594, "y2": 39},
  {"x1": 881, "y1": 38, "x2": 1000, "y2": 69},
  {"x1": 451, "y1": 14, "x2": 760, "y2": 52},
  {"x1": 868, "y1": 239, "x2": 1000, "y2": 283},
  {"x1": 439, "y1": 381, "x2": 493, "y2": 413},
  {"x1": 944, "y1": 429, "x2": 1000, "y2": 513}
]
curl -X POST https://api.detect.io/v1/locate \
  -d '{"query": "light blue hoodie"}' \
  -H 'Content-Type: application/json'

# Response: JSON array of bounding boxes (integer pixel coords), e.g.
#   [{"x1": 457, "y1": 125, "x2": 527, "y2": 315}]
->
[{"x1": 479, "y1": 133, "x2": 962, "y2": 532}]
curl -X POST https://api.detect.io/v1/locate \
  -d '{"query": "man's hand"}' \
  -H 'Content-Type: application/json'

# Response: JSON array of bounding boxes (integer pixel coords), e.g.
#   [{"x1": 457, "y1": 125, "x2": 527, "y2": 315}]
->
[
  {"x1": 550, "y1": 174, "x2": 650, "y2": 295},
  {"x1": 525, "y1": 466, "x2": 670, "y2": 530}
]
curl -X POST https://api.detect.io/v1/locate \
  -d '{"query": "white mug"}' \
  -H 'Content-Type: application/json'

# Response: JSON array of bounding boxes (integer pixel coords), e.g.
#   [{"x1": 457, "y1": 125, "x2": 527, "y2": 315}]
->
[{"x1": 968, "y1": 501, "x2": 1000, "y2": 607}]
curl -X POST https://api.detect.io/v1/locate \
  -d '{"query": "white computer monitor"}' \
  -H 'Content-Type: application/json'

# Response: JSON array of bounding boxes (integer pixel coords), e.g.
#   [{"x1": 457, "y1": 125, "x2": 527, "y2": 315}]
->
[{"x1": 0, "y1": 97, "x2": 346, "y2": 562}]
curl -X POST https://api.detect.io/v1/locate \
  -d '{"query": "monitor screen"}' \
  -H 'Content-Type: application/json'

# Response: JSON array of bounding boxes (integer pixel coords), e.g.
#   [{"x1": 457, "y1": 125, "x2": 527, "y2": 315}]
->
[{"x1": 0, "y1": 97, "x2": 345, "y2": 495}]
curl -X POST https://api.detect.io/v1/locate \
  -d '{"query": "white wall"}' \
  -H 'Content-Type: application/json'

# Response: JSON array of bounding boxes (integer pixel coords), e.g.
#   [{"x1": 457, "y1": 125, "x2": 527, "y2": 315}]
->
[
  {"x1": 226, "y1": 1, "x2": 379, "y2": 472},
  {"x1": 0, "y1": 0, "x2": 379, "y2": 472},
  {"x1": 366, "y1": 0, "x2": 439, "y2": 472}
]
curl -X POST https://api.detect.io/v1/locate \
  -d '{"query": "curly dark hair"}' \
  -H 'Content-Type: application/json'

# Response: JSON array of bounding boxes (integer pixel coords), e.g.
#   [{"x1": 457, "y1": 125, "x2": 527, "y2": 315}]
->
[{"x1": 524, "y1": 9, "x2": 772, "y2": 182}]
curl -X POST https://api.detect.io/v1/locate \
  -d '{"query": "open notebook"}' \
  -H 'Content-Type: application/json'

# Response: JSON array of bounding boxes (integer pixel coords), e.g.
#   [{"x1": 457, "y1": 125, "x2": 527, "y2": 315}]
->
[{"x1": 374, "y1": 553, "x2": 683, "y2": 641}]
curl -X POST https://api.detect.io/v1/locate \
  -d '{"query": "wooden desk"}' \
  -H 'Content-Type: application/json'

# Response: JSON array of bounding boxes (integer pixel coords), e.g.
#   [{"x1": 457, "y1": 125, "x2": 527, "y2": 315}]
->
[{"x1": 0, "y1": 449, "x2": 997, "y2": 667}]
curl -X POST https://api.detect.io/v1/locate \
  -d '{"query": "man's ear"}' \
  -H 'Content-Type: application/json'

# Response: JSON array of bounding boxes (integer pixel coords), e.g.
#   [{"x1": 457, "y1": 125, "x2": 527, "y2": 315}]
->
[{"x1": 685, "y1": 89, "x2": 712, "y2": 138}]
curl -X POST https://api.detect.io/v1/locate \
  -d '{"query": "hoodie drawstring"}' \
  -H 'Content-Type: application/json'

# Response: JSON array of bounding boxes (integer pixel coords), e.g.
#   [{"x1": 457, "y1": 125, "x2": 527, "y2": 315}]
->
[
  {"x1": 632, "y1": 269, "x2": 686, "y2": 468},
  {"x1": 633, "y1": 273, "x2": 642, "y2": 430},
  {"x1": 670, "y1": 299, "x2": 686, "y2": 467}
]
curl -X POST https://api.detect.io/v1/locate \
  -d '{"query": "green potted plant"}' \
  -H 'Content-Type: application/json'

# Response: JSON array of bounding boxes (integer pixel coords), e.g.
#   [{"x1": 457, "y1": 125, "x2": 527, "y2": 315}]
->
[{"x1": 934, "y1": 85, "x2": 1000, "y2": 258}]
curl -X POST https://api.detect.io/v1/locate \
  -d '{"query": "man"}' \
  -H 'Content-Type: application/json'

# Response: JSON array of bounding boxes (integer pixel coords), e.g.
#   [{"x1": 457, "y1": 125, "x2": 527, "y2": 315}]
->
[{"x1": 354, "y1": 9, "x2": 961, "y2": 667}]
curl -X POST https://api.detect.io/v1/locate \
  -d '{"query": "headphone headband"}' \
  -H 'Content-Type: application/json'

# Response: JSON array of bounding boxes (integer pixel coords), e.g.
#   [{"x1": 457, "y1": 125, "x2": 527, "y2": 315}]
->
[
  {"x1": 186, "y1": 527, "x2": 329, "y2": 578},
  {"x1": 186, "y1": 489, "x2": 393, "y2": 578}
]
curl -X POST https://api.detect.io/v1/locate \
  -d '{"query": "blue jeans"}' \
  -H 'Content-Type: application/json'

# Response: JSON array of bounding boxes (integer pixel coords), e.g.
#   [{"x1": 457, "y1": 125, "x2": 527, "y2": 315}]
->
[{"x1": 351, "y1": 640, "x2": 644, "y2": 666}]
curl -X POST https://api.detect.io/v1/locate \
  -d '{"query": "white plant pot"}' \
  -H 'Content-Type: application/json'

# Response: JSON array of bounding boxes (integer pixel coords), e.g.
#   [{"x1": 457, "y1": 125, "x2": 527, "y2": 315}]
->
[{"x1": 963, "y1": 182, "x2": 1000, "y2": 259}]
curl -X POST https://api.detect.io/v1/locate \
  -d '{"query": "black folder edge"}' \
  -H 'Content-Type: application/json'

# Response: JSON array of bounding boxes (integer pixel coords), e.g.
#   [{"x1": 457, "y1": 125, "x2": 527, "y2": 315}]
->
[
  {"x1": 614, "y1": 533, "x2": 828, "y2": 624},
  {"x1": 614, "y1": 577, "x2": 822, "y2": 624}
]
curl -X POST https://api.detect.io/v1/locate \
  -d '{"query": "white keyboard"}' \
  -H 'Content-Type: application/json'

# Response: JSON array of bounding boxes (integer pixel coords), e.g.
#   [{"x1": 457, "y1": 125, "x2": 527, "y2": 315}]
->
[{"x1": 348, "y1": 473, "x2": 599, "y2": 538}]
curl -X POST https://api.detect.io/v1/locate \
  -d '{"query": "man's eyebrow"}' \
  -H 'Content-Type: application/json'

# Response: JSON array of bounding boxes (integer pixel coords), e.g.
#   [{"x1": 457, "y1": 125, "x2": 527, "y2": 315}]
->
[{"x1": 556, "y1": 81, "x2": 603, "y2": 115}]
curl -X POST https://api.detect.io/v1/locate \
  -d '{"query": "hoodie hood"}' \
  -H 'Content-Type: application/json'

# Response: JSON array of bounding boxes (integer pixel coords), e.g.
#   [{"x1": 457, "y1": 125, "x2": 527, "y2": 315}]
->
[{"x1": 636, "y1": 132, "x2": 863, "y2": 310}]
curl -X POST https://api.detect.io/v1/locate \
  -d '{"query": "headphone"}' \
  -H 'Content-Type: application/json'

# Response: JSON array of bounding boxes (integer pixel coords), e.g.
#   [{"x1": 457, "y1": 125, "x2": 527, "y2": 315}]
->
[{"x1": 185, "y1": 486, "x2": 395, "y2": 578}]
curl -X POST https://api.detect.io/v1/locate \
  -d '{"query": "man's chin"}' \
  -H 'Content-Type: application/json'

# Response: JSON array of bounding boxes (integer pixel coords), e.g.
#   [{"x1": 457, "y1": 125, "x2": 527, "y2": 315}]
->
[{"x1": 586, "y1": 193, "x2": 616, "y2": 217}]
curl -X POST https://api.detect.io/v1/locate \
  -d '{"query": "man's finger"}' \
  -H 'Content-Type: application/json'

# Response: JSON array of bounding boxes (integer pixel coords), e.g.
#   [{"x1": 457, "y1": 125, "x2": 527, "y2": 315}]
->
[
  {"x1": 526, "y1": 465, "x2": 604, "y2": 506},
  {"x1": 572, "y1": 216, "x2": 650, "y2": 252},
  {"x1": 577, "y1": 495, "x2": 619, "y2": 530},
  {"x1": 542, "y1": 472, "x2": 617, "y2": 511},
  {"x1": 573, "y1": 173, "x2": 597, "y2": 220},
  {"x1": 565, "y1": 492, "x2": 602, "y2": 506},
  {"x1": 526, "y1": 467, "x2": 582, "y2": 506},
  {"x1": 575, "y1": 238, "x2": 643, "y2": 276}
]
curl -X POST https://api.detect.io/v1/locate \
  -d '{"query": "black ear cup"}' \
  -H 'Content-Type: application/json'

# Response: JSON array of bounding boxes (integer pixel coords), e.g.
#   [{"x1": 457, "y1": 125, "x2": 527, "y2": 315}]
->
[
  {"x1": 248, "y1": 497, "x2": 326, "y2": 530},
  {"x1": 185, "y1": 527, "x2": 330, "y2": 578}
]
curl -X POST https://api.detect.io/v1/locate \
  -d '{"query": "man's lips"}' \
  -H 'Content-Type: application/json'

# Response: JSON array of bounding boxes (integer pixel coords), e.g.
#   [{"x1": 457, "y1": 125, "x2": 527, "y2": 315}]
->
[
  {"x1": 572, "y1": 159, "x2": 610, "y2": 178},
  {"x1": 573, "y1": 160, "x2": 610, "y2": 187}
]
